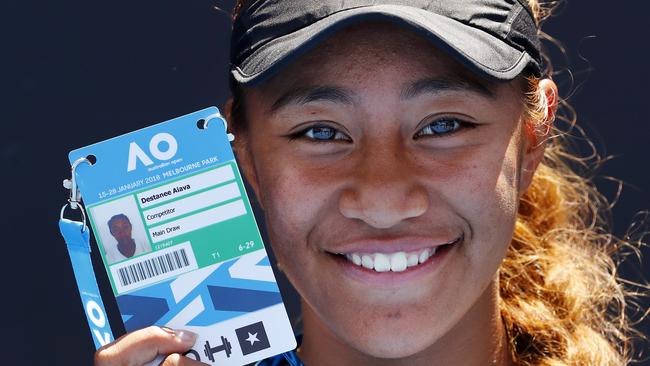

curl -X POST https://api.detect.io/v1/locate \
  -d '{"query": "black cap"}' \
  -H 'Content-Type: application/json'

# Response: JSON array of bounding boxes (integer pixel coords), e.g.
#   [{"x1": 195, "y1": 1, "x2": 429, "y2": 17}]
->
[{"x1": 231, "y1": 0, "x2": 542, "y2": 86}]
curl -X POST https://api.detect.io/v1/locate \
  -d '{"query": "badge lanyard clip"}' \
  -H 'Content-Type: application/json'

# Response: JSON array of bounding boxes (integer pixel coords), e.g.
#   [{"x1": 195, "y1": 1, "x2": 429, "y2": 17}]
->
[
  {"x1": 202, "y1": 111, "x2": 235, "y2": 142},
  {"x1": 60, "y1": 157, "x2": 115, "y2": 350}
]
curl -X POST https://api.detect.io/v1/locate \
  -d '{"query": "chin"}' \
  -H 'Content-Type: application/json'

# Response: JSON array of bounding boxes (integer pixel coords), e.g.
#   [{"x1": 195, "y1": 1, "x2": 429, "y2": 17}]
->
[
  {"x1": 349, "y1": 325, "x2": 437, "y2": 360},
  {"x1": 331, "y1": 308, "x2": 447, "y2": 360}
]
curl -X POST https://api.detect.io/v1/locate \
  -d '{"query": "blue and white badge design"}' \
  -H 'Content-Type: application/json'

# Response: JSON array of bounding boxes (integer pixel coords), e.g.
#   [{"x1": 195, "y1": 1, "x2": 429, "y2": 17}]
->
[{"x1": 66, "y1": 107, "x2": 296, "y2": 365}]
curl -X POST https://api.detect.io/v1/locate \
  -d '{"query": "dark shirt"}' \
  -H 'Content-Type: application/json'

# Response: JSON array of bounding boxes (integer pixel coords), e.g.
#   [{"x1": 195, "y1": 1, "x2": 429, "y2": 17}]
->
[
  {"x1": 254, "y1": 335, "x2": 304, "y2": 366},
  {"x1": 255, "y1": 350, "x2": 303, "y2": 366}
]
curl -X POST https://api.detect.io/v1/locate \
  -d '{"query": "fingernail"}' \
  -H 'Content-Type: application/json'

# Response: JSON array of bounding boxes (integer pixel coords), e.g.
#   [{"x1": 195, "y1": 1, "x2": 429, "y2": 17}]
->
[
  {"x1": 160, "y1": 326, "x2": 198, "y2": 343},
  {"x1": 175, "y1": 330, "x2": 198, "y2": 343},
  {"x1": 160, "y1": 326, "x2": 176, "y2": 335}
]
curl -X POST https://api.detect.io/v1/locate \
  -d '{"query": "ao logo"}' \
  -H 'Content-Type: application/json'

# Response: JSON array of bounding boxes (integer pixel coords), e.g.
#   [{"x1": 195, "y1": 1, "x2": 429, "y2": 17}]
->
[
  {"x1": 127, "y1": 132, "x2": 178, "y2": 172},
  {"x1": 86, "y1": 300, "x2": 112, "y2": 346}
]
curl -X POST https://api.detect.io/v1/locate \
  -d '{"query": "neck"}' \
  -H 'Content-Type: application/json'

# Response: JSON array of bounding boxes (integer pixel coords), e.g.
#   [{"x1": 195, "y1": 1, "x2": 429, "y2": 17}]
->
[
  {"x1": 298, "y1": 280, "x2": 511, "y2": 366},
  {"x1": 117, "y1": 238, "x2": 136, "y2": 257}
]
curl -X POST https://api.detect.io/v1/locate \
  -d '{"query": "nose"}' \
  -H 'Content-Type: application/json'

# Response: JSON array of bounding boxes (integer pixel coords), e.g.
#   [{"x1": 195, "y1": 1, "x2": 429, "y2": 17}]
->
[{"x1": 339, "y1": 147, "x2": 429, "y2": 229}]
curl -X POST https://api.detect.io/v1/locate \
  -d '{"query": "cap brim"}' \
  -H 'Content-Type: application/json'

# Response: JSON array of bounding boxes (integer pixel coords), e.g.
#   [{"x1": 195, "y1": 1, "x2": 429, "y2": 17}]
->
[{"x1": 232, "y1": 4, "x2": 537, "y2": 86}]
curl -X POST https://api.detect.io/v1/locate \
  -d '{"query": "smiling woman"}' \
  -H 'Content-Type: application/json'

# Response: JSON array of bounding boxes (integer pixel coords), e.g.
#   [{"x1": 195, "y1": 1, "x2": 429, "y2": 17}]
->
[{"x1": 93, "y1": 1, "x2": 646, "y2": 365}]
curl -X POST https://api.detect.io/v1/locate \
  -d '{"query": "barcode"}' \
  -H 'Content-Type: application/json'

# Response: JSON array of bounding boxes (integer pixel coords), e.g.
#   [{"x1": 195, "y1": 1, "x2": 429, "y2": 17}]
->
[{"x1": 116, "y1": 248, "x2": 190, "y2": 287}]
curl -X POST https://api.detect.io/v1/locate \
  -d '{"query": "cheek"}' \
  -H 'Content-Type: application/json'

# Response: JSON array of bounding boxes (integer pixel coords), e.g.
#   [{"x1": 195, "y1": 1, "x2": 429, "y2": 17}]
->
[
  {"x1": 258, "y1": 171, "x2": 342, "y2": 304},
  {"x1": 459, "y1": 131, "x2": 522, "y2": 275},
  {"x1": 254, "y1": 158, "x2": 333, "y2": 259},
  {"x1": 262, "y1": 169, "x2": 318, "y2": 225}
]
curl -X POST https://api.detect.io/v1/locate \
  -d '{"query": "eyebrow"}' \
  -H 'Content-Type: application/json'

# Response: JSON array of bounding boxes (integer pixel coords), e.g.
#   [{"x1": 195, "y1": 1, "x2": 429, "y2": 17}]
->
[
  {"x1": 270, "y1": 85, "x2": 356, "y2": 112},
  {"x1": 400, "y1": 77, "x2": 496, "y2": 100},
  {"x1": 269, "y1": 76, "x2": 495, "y2": 112}
]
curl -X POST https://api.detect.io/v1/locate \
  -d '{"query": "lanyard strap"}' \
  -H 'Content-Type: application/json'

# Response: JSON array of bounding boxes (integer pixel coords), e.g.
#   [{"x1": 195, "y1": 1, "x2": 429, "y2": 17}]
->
[{"x1": 59, "y1": 216, "x2": 115, "y2": 350}]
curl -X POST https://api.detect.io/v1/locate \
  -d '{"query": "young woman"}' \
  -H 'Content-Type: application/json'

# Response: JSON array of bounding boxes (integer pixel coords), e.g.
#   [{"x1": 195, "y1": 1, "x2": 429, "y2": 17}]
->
[{"x1": 94, "y1": 1, "x2": 644, "y2": 365}]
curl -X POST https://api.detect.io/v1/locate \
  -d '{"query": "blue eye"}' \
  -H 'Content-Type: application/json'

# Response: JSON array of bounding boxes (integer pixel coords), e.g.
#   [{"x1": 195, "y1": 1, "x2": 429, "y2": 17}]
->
[
  {"x1": 292, "y1": 125, "x2": 351, "y2": 142},
  {"x1": 415, "y1": 118, "x2": 474, "y2": 138}
]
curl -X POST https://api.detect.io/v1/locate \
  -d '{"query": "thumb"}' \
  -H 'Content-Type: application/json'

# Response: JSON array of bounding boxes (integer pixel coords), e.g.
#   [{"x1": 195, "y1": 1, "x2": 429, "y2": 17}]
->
[{"x1": 95, "y1": 326, "x2": 198, "y2": 366}]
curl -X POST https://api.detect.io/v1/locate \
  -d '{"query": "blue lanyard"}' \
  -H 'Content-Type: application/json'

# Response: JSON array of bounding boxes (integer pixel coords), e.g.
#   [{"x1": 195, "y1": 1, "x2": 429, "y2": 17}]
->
[
  {"x1": 59, "y1": 215, "x2": 115, "y2": 349},
  {"x1": 60, "y1": 158, "x2": 115, "y2": 350}
]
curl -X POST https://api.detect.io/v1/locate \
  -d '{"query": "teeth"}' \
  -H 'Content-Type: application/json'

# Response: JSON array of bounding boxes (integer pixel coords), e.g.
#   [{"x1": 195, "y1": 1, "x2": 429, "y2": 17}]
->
[
  {"x1": 361, "y1": 254, "x2": 374, "y2": 269},
  {"x1": 407, "y1": 253, "x2": 419, "y2": 267},
  {"x1": 418, "y1": 248, "x2": 431, "y2": 264},
  {"x1": 373, "y1": 254, "x2": 391, "y2": 272},
  {"x1": 389, "y1": 252, "x2": 407, "y2": 272},
  {"x1": 344, "y1": 246, "x2": 442, "y2": 272}
]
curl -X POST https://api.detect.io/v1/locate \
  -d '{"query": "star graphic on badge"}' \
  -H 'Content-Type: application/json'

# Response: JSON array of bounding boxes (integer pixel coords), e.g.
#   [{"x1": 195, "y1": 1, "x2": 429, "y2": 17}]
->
[{"x1": 246, "y1": 332, "x2": 260, "y2": 345}]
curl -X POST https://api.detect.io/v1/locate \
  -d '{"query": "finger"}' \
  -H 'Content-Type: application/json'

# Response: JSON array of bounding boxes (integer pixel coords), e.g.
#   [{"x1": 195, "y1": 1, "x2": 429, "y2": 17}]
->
[
  {"x1": 94, "y1": 326, "x2": 198, "y2": 366},
  {"x1": 160, "y1": 353, "x2": 209, "y2": 366}
]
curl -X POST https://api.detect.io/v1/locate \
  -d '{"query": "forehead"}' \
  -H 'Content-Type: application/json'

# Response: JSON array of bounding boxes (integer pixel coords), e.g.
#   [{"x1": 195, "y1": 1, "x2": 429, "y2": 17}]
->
[
  {"x1": 257, "y1": 21, "x2": 502, "y2": 95},
  {"x1": 110, "y1": 217, "x2": 130, "y2": 225}
]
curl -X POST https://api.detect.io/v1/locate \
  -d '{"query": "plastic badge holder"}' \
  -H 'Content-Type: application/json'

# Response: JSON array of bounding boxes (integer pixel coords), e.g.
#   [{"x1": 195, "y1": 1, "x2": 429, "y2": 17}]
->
[{"x1": 66, "y1": 107, "x2": 296, "y2": 365}]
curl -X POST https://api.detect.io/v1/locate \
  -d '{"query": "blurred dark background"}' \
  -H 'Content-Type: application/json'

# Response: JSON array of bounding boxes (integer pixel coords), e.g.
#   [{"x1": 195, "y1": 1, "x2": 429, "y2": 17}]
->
[{"x1": 2, "y1": 0, "x2": 649, "y2": 364}]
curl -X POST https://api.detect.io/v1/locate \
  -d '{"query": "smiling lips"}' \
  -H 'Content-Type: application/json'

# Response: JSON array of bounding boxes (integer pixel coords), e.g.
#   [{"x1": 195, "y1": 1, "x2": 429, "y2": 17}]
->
[{"x1": 335, "y1": 235, "x2": 462, "y2": 273}]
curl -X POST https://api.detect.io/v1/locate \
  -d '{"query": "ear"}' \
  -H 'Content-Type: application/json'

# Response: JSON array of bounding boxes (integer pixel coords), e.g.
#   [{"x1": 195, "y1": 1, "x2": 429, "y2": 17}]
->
[
  {"x1": 224, "y1": 97, "x2": 265, "y2": 209},
  {"x1": 519, "y1": 78, "x2": 558, "y2": 196}
]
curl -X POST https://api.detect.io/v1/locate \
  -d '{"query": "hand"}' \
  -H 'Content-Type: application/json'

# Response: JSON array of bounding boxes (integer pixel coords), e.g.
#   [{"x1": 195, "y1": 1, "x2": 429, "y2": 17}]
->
[{"x1": 94, "y1": 326, "x2": 207, "y2": 365}]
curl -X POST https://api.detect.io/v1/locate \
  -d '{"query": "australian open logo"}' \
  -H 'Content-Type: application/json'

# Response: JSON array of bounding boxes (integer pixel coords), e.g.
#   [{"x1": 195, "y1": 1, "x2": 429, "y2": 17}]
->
[{"x1": 127, "y1": 132, "x2": 178, "y2": 172}]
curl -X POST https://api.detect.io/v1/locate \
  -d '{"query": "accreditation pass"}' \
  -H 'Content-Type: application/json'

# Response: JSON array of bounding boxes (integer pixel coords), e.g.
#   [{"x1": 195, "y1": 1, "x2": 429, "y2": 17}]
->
[{"x1": 69, "y1": 107, "x2": 296, "y2": 365}]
